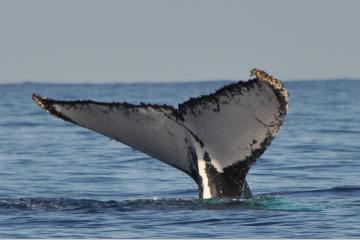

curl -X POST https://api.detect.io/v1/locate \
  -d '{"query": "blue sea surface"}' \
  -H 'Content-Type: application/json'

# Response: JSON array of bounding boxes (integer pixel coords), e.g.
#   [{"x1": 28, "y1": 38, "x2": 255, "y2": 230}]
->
[{"x1": 0, "y1": 80, "x2": 360, "y2": 238}]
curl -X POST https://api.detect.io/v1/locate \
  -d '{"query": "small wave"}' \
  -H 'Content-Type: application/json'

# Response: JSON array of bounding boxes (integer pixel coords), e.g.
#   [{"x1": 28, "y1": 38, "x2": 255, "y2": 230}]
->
[
  {"x1": 0, "y1": 195, "x2": 319, "y2": 212},
  {"x1": 0, "y1": 121, "x2": 43, "y2": 127},
  {"x1": 274, "y1": 185, "x2": 360, "y2": 196},
  {"x1": 318, "y1": 129, "x2": 360, "y2": 135},
  {"x1": 0, "y1": 198, "x2": 119, "y2": 211},
  {"x1": 330, "y1": 186, "x2": 360, "y2": 192}
]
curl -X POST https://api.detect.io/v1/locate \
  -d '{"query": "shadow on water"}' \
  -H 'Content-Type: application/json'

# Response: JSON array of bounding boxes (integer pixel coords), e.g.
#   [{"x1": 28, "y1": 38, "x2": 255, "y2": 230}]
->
[{"x1": 0, "y1": 194, "x2": 323, "y2": 213}]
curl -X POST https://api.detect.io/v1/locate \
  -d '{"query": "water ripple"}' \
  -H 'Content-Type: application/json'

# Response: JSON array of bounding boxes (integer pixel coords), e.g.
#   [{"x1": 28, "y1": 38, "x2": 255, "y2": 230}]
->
[{"x1": 0, "y1": 195, "x2": 321, "y2": 212}]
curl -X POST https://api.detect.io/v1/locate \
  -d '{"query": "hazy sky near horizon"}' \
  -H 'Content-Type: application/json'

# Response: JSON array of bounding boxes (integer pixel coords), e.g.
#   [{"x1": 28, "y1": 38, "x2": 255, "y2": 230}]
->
[{"x1": 1, "y1": 0, "x2": 359, "y2": 83}]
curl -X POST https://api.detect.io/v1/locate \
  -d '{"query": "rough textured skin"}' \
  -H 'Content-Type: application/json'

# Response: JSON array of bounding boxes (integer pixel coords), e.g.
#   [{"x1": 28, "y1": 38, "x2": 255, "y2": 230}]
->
[
  {"x1": 32, "y1": 68, "x2": 289, "y2": 199},
  {"x1": 250, "y1": 68, "x2": 289, "y2": 114}
]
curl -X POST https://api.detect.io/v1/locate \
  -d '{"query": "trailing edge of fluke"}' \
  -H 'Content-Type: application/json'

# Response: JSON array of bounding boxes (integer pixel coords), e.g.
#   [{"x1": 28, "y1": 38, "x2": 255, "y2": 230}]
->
[{"x1": 32, "y1": 68, "x2": 289, "y2": 199}]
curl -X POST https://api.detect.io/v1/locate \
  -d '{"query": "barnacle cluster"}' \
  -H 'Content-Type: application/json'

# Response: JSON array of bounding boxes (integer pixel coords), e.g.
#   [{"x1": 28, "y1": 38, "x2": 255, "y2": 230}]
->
[{"x1": 250, "y1": 68, "x2": 289, "y2": 113}]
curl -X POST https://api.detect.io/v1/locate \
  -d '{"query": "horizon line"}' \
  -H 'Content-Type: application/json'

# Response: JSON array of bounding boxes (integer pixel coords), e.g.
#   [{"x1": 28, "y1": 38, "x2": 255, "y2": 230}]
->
[{"x1": 0, "y1": 77, "x2": 359, "y2": 85}]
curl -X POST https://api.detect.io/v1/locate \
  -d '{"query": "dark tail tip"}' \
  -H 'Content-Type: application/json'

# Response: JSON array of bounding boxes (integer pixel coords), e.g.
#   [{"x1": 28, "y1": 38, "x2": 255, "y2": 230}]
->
[
  {"x1": 32, "y1": 93, "x2": 48, "y2": 110},
  {"x1": 32, "y1": 93, "x2": 42, "y2": 101}
]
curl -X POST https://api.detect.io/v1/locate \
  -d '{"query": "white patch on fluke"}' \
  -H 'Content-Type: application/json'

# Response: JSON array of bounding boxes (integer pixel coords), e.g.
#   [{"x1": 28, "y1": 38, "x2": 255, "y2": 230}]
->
[{"x1": 197, "y1": 159, "x2": 211, "y2": 199}]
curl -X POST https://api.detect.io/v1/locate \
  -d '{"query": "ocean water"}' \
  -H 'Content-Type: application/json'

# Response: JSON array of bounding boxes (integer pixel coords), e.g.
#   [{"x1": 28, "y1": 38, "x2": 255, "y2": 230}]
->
[{"x1": 0, "y1": 80, "x2": 360, "y2": 238}]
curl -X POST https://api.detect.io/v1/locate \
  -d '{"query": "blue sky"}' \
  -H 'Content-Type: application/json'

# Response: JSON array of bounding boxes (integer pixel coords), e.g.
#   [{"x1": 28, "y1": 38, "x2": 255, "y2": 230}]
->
[{"x1": 1, "y1": 0, "x2": 359, "y2": 83}]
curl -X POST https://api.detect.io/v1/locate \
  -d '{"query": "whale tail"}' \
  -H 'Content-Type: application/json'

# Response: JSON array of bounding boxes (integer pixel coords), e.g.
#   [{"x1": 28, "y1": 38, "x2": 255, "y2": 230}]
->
[{"x1": 32, "y1": 69, "x2": 289, "y2": 199}]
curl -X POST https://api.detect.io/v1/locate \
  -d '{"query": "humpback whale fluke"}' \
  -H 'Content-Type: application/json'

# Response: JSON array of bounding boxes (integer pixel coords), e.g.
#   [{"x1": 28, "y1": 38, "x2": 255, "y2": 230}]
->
[{"x1": 32, "y1": 69, "x2": 289, "y2": 199}]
